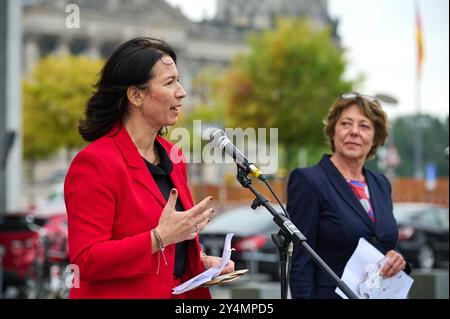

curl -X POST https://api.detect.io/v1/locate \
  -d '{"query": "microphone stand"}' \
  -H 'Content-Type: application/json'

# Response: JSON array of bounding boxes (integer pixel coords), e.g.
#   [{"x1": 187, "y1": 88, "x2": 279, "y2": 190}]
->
[
  {"x1": 236, "y1": 166, "x2": 359, "y2": 299},
  {"x1": 271, "y1": 230, "x2": 290, "y2": 299}
]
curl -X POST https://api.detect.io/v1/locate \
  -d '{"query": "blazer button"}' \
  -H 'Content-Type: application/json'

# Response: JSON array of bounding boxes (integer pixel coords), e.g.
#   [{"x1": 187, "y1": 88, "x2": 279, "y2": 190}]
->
[{"x1": 371, "y1": 236, "x2": 378, "y2": 245}]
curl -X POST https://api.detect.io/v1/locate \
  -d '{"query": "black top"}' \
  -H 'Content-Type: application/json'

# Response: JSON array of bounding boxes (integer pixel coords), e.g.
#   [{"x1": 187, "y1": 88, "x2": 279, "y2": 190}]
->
[{"x1": 143, "y1": 140, "x2": 188, "y2": 279}]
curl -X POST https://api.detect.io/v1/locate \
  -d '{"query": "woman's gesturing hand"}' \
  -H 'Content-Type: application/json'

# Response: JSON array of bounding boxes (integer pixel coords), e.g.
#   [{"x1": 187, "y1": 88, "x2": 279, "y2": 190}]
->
[{"x1": 155, "y1": 189, "x2": 214, "y2": 246}]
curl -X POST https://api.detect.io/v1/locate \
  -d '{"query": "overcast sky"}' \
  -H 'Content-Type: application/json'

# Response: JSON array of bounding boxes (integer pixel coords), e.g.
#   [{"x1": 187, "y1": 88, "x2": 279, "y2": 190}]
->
[{"x1": 166, "y1": 0, "x2": 449, "y2": 120}]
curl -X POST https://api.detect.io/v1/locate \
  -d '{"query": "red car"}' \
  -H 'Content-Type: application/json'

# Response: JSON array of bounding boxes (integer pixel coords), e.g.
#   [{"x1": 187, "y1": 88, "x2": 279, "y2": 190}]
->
[
  {"x1": 0, "y1": 212, "x2": 44, "y2": 298},
  {"x1": 0, "y1": 211, "x2": 69, "y2": 298}
]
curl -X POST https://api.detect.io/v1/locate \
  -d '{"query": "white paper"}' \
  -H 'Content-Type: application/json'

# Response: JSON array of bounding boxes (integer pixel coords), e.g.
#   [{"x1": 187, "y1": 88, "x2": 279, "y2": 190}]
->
[
  {"x1": 172, "y1": 233, "x2": 234, "y2": 295},
  {"x1": 335, "y1": 238, "x2": 414, "y2": 299}
]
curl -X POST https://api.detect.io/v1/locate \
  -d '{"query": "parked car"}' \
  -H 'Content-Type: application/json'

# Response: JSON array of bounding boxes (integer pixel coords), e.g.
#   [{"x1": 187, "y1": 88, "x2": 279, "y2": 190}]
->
[
  {"x1": 394, "y1": 203, "x2": 449, "y2": 270},
  {"x1": 200, "y1": 205, "x2": 283, "y2": 281},
  {"x1": 0, "y1": 211, "x2": 70, "y2": 298},
  {"x1": 0, "y1": 212, "x2": 45, "y2": 298},
  {"x1": 201, "y1": 202, "x2": 449, "y2": 282}
]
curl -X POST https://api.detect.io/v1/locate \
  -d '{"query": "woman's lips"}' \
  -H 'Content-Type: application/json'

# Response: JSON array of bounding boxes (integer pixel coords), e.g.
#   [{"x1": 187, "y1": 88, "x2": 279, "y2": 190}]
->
[
  {"x1": 170, "y1": 105, "x2": 182, "y2": 112},
  {"x1": 345, "y1": 142, "x2": 360, "y2": 147}
]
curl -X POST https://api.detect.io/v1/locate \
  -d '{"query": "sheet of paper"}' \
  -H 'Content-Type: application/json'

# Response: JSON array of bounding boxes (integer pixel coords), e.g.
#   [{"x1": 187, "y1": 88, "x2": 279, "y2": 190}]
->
[
  {"x1": 172, "y1": 233, "x2": 234, "y2": 295},
  {"x1": 335, "y1": 238, "x2": 414, "y2": 299}
]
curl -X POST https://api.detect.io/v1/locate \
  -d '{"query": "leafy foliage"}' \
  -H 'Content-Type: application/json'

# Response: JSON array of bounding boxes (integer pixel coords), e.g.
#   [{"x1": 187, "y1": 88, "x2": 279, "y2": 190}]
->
[
  {"x1": 22, "y1": 55, "x2": 103, "y2": 160},
  {"x1": 391, "y1": 115, "x2": 449, "y2": 177},
  {"x1": 221, "y1": 18, "x2": 356, "y2": 168}
]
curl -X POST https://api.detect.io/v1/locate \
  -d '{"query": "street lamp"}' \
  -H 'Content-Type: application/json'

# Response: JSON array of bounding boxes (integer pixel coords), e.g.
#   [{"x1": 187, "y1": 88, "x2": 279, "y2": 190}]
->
[
  {"x1": 1, "y1": 0, "x2": 22, "y2": 212},
  {"x1": 374, "y1": 93, "x2": 399, "y2": 181}
]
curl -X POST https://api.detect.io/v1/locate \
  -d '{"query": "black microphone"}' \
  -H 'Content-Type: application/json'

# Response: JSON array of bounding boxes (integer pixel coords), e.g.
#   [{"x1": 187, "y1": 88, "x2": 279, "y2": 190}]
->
[
  {"x1": 209, "y1": 128, "x2": 266, "y2": 181},
  {"x1": 445, "y1": 147, "x2": 449, "y2": 160}
]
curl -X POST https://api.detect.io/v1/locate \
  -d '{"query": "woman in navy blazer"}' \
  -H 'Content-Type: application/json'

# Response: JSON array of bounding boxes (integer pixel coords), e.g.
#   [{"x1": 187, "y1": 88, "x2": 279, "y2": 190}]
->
[{"x1": 287, "y1": 93, "x2": 408, "y2": 299}]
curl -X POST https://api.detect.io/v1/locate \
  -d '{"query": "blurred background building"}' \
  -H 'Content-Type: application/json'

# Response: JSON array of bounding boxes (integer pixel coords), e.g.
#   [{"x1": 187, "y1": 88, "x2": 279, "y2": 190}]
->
[
  {"x1": 14, "y1": 0, "x2": 339, "y2": 207},
  {"x1": 1, "y1": 0, "x2": 447, "y2": 211},
  {"x1": 22, "y1": 0, "x2": 337, "y2": 107}
]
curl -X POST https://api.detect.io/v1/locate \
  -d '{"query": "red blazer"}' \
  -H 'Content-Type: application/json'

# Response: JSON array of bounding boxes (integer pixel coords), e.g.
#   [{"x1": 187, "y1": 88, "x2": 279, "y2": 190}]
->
[{"x1": 64, "y1": 123, "x2": 211, "y2": 299}]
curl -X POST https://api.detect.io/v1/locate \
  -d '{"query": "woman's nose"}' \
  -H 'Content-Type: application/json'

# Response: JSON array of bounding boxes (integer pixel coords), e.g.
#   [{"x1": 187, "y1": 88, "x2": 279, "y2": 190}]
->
[
  {"x1": 176, "y1": 83, "x2": 186, "y2": 99},
  {"x1": 350, "y1": 125, "x2": 359, "y2": 135}
]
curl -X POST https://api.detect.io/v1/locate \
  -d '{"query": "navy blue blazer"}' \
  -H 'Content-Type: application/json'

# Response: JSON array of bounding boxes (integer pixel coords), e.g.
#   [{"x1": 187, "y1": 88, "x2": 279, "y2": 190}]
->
[{"x1": 287, "y1": 155, "x2": 399, "y2": 299}]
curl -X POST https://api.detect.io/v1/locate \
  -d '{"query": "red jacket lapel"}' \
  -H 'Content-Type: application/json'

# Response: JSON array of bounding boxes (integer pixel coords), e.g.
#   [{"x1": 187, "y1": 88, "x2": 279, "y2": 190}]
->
[{"x1": 112, "y1": 124, "x2": 166, "y2": 206}]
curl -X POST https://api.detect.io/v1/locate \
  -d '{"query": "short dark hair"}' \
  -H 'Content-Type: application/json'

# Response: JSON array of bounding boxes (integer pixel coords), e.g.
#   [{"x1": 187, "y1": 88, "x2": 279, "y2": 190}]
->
[
  {"x1": 324, "y1": 95, "x2": 389, "y2": 159},
  {"x1": 79, "y1": 37, "x2": 176, "y2": 141}
]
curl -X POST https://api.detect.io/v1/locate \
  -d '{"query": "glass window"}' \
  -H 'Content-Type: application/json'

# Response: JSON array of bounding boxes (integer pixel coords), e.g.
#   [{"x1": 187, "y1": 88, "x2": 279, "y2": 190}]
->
[
  {"x1": 39, "y1": 35, "x2": 58, "y2": 57},
  {"x1": 100, "y1": 42, "x2": 119, "y2": 59},
  {"x1": 70, "y1": 39, "x2": 88, "y2": 55},
  {"x1": 434, "y1": 208, "x2": 449, "y2": 232}
]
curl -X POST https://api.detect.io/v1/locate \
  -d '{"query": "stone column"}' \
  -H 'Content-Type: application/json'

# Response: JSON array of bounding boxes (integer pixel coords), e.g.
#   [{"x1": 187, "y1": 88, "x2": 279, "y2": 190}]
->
[
  {"x1": 55, "y1": 37, "x2": 70, "y2": 56},
  {"x1": 85, "y1": 22, "x2": 101, "y2": 59},
  {"x1": 87, "y1": 38, "x2": 101, "y2": 59},
  {"x1": 24, "y1": 35, "x2": 39, "y2": 73}
]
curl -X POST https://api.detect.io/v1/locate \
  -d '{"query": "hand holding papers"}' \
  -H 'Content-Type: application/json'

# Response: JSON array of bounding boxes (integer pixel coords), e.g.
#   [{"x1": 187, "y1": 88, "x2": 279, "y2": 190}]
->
[
  {"x1": 358, "y1": 257, "x2": 404, "y2": 299},
  {"x1": 201, "y1": 269, "x2": 249, "y2": 288},
  {"x1": 173, "y1": 233, "x2": 244, "y2": 295},
  {"x1": 335, "y1": 238, "x2": 414, "y2": 299}
]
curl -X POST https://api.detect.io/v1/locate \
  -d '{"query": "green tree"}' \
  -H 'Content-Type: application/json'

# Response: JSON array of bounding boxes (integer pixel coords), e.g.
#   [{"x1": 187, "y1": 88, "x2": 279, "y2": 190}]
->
[
  {"x1": 182, "y1": 66, "x2": 226, "y2": 129},
  {"x1": 391, "y1": 115, "x2": 449, "y2": 177},
  {"x1": 23, "y1": 55, "x2": 103, "y2": 200},
  {"x1": 222, "y1": 18, "x2": 356, "y2": 169},
  {"x1": 175, "y1": 66, "x2": 227, "y2": 155}
]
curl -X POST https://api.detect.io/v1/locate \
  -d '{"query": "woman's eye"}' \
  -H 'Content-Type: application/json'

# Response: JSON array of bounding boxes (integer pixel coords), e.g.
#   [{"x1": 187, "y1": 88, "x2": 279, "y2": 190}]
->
[{"x1": 166, "y1": 78, "x2": 180, "y2": 85}]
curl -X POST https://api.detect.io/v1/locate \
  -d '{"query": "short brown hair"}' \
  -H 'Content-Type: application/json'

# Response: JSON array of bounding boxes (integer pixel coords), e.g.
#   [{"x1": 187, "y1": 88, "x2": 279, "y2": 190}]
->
[{"x1": 323, "y1": 95, "x2": 389, "y2": 159}]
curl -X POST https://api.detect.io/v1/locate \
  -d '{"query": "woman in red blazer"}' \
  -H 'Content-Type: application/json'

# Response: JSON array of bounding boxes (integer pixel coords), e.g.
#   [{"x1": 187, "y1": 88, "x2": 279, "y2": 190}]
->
[{"x1": 64, "y1": 37, "x2": 234, "y2": 299}]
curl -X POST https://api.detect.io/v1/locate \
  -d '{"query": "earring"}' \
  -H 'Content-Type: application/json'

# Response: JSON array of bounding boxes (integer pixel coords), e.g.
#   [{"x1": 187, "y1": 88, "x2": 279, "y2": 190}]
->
[{"x1": 136, "y1": 103, "x2": 143, "y2": 112}]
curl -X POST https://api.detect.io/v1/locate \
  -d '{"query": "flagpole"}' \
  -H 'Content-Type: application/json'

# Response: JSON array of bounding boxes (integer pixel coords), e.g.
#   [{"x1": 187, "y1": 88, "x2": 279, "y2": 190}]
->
[
  {"x1": 414, "y1": 1, "x2": 424, "y2": 179},
  {"x1": 414, "y1": 69, "x2": 423, "y2": 179}
]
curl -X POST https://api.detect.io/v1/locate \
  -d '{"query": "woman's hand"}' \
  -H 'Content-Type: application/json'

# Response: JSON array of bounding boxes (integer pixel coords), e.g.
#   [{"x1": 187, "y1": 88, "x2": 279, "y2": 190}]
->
[
  {"x1": 200, "y1": 252, "x2": 235, "y2": 275},
  {"x1": 380, "y1": 250, "x2": 407, "y2": 278},
  {"x1": 156, "y1": 189, "x2": 214, "y2": 246}
]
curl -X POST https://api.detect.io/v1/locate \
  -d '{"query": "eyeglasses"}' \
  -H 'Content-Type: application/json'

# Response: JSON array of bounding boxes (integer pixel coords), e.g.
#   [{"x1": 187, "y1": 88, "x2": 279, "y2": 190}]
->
[{"x1": 339, "y1": 92, "x2": 379, "y2": 104}]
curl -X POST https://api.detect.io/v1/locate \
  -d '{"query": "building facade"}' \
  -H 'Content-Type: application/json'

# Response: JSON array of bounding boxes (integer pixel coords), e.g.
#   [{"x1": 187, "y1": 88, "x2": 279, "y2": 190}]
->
[
  {"x1": 21, "y1": 0, "x2": 337, "y2": 189},
  {"x1": 23, "y1": 0, "x2": 337, "y2": 107}
]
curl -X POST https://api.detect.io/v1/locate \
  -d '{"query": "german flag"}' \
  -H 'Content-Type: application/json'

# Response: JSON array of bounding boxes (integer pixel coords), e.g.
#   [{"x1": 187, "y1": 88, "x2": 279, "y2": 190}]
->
[{"x1": 416, "y1": 3, "x2": 425, "y2": 78}]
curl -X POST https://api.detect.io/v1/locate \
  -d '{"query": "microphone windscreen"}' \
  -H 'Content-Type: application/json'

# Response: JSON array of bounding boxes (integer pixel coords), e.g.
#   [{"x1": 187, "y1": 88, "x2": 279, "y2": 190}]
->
[{"x1": 208, "y1": 128, "x2": 225, "y2": 142}]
